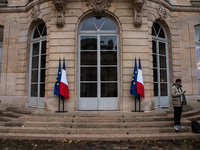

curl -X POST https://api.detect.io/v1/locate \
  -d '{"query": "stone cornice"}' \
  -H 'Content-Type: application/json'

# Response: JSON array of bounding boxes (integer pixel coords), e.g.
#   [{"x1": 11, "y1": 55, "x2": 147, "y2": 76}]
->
[
  {"x1": 149, "y1": 0, "x2": 200, "y2": 12},
  {"x1": 0, "y1": 0, "x2": 200, "y2": 13}
]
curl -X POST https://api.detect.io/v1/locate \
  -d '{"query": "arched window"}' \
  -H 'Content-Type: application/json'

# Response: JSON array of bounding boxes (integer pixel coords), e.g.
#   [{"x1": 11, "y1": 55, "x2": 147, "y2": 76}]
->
[
  {"x1": 152, "y1": 22, "x2": 169, "y2": 108},
  {"x1": 78, "y1": 16, "x2": 120, "y2": 110},
  {"x1": 29, "y1": 23, "x2": 47, "y2": 108},
  {"x1": 0, "y1": 25, "x2": 3, "y2": 80},
  {"x1": 195, "y1": 25, "x2": 200, "y2": 95}
]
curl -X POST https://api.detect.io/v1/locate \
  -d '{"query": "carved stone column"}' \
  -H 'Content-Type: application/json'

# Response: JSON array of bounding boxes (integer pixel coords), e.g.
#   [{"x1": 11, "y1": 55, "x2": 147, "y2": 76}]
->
[
  {"x1": 52, "y1": 0, "x2": 67, "y2": 27},
  {"x1": 86, "y1": 0, "x2": 113, "y2": 13},
  {"x1": 133, "y1": 0, "x2": 145, "y2": 27}
]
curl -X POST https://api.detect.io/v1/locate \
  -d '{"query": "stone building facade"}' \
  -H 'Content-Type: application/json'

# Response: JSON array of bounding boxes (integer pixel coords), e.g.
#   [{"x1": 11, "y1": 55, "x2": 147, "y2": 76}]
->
[{"x1": 0, "y1": 0, "x2": 200, "y2": 111}]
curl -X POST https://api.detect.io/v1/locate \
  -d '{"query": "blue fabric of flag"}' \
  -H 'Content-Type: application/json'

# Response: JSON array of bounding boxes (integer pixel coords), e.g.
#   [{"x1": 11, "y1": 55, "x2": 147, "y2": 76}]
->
[
  {"x1": 54, "y1": 59, "x2": 64, "y2": 100},
  {"x1": 130, "y1": 58, "x2": 140, "y2": 100}
]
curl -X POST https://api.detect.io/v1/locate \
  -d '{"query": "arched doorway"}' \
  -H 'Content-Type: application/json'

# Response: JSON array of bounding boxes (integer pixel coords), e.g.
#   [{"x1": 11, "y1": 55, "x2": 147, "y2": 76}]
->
[
  {"x1": 28, "y1": 23, "x2": 47, "y2": 108},
  {"x1": 78, "y1": 16, "x2": 120, "y2": 110},
  {"x1": 152, "y1": 22, "x2": 170, "y2": 108}
]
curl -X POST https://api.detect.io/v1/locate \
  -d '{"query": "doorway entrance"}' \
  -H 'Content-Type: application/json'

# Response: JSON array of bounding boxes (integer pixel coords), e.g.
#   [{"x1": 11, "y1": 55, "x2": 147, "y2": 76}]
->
[{"x1": 78, "y1": 16, "x2": 120, "y2": 110}]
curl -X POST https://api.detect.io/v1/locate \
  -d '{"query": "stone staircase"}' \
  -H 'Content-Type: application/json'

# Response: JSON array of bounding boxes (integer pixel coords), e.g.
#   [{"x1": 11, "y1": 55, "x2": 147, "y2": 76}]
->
[{"x1": 0, "y1": 106, "x2": 200, "y2": 141}]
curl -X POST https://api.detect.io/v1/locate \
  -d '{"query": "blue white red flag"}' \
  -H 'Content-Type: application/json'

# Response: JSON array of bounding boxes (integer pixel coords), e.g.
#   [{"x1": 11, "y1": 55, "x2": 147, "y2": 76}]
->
[
  {"x1": 130, "y1": 58, "x2": 140, "y2": 100},
  {"x1": 60, "y1": 58, "x2": 69, "y2": 99},
  {"x1": 137, "y1": 58, "x2": 145, "y2": 99},
  {"x1": 54, "y1": 59, "x2": 64, "y2": 100}
]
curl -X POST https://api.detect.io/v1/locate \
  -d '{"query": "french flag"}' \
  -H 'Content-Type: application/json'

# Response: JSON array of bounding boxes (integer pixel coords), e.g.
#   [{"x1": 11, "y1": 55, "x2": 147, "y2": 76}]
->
[
  {"x1": 60, "y1": 58, "x2": 69, "y2": 99},
  {"x1": 137, "y1": 58, "x2": 145, "y2": 99}
]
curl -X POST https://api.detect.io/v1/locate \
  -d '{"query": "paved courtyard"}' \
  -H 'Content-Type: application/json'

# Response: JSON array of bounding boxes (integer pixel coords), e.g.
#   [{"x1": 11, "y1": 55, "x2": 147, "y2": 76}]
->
[{"x1": 0, "y1": 139, "x2": 200, "y2": 150}]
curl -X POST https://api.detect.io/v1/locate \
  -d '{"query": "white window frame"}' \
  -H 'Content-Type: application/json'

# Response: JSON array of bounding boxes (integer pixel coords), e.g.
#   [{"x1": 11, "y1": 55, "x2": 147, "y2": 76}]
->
[{"x1": 77, "y1": 16, "x2": 120, "y2": 110}]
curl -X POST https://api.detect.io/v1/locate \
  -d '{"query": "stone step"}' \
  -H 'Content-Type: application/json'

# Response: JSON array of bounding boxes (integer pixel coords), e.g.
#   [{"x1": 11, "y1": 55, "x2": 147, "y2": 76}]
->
[
  {"x1": 182, "y1": 110, "x2": 200, "y2": 117},
  {"x1": 0, "y1": 111, "x2": 22, "y2": 118},
  {"x1": 0, "y1": 132, "x2": 199, "y2": 142},
  {"x1": 186, "y1": 114, "x2": 200, "y2": 121},
  {"x1": 31, "y1": 111, "x2": 168, "y2": 118},
  {"x1": 6, "y1": 107, "x2": 33, "y2": 115},
  {"x1": 20, "y1": 120, "x2": 191, "y2": 128},
  {"x1": 0, "y1": 116, "x2": 13, "y2": 122},
  {"x1": 0, "y1": 126, "x2": 190, "y2": 135},
  {"x1": 19, "y1": 116, "x2": 173, "y2": 122}
]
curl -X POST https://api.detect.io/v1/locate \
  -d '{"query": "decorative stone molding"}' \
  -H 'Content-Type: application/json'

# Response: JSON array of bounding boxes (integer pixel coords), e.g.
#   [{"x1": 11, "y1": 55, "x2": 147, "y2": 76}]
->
[
  {"x1": 133, "y1": 0, "x2": 145, "y2": 27},
  {"x1": 31, "y1": 4, "x2": 40, "y2": 20},
  {"x1": 157, "y1": 5, "x2": 167, "y2": 21},
  {"x1": 86, "y1": 0, "x2": 113, "y2": 13},
  {"x1": 52, "y1": 0, "x2": 67, "y2": 27}
]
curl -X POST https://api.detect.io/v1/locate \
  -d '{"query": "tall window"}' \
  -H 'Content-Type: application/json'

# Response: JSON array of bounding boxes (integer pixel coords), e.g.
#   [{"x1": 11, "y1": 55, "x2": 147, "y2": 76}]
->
[
  {"x1": 195, "y1": 25, "x2": 200, "y2": 95},
  {"x1": 0, "y1": 25, "x2": 3, "y2": 80},
  {"x1": 78, "y1": 16, "x2": 120, "y2": 110},
  {"x1": 152, "y1": 22, "x2": 169, "y2": 108},
  {"x1": 29, "y1": 23, "x2": 47, "y2": 108}
]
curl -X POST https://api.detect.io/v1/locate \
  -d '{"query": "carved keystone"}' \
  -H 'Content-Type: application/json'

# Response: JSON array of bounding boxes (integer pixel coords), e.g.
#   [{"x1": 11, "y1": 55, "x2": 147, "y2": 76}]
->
[{"x1": 86, "y1": 0, "x2": 113, "y2": 13}]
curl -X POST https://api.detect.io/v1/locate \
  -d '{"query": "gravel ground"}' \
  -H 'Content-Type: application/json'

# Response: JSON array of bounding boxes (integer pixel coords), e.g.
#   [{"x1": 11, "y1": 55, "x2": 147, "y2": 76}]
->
[{"x1": 0, "y1": 139, "x2": 200, "y2": 150}]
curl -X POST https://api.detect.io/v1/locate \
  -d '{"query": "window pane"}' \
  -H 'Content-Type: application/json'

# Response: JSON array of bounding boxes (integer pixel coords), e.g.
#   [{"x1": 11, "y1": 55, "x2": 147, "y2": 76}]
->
[
  {"x1": 197, "y1": 69, "x2": 200, "y2": 79},
  {"x1": 81, "y1": 36, "x2": 97, "y2": 50},
  {"x1": 101, "y1": 83, "x2": 117, "y2": 97},
  {"x1": 81, "y1": 67, "x2": 97, "y2": 81},
  {"x1": 101, "y1": 51, "x2": 117, "y2": 65},
  {"x1": 32, "y1": 56, "x2": 39, "y2": 69},
  {"x1": 81, "y1": 83, "x2": 97, "y2": 97},
  {"x1": 154, "y1": 83, "x2": 158, "y2": 96},
  {"x1": 100, "y1": 36, "x2": 117, "y2": 50},
  {"x1": 41, "y1": 55, "x2": 46, "y2": 68},
  {"x1": 40, "y1": 83, "x2": 45, "y2": 97},
  {"x1": 31, "y1": 70, "x2": 38, "y2": 82},
  {"x1": 42, "y1": 41, "x2": 46, "y2": 54},
  {"x1": 153, "y1": 69, "x2": 158, "y2": 82},
  {"x1": 92, "y1": 16, "x2": 106, "y2": 29},
  {"x1": 152, "y1": 41, "x2": 156, "y2": 53},
  {"x1": 31, "y1": 84, "x2": 38, "y2": 97},
  {"x1": 153, "y1": 23, "x2": 161, "y2": 36},
  {"x1": 32, "y1": 43, "x2": 39, "y2": 55},
  {"x1": 159, "y1": 42, "x2": 166, "y2": 55},
  {"x1": 199, "y1": 80, "x2": 200, "y2": 95},
  {"x1": 101, "y1": 67, "x2": 117, "y2": 81},
  {"x1": 160, "y1": 69, "x2": 167, "y2": 82},
  {"x1": 101, "y1": 18, "x2": 117, "y2": 31},
  {"x1": 160, "y1": 83, "x2": 167, "y2": 96},
  {"x1": 159, "y1": 56, "x2": 166, "y2": 68},
  {"x1": 81, "y1": 52, "x2": 97, "y2": 65},
  {"x1": 158, "y1": 28, "x2": 165, "y2": 38},
  {"x1": 33, "y1": 28, "x2": 40, "y2": 39},
  {"x1": 0, "y1": 26, "x2": 3, "y2": 42},
  {"x1": 40, "y1": 69, "x2": 45, "y2": 82},
  {"x1": 38, "y1": 23, "x2": 45, "y2": 36},
  {"x1": 153, "y1": 54, "x2": 157, "y2": 67},
  {"x1": 81, "y1": 18, "x2": 97, "y2": 31}
]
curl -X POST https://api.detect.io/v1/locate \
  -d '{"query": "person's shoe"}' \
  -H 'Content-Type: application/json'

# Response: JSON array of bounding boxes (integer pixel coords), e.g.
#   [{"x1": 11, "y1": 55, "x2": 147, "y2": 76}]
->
[
  {"x1": 174, "y1": 125, "x2": 179, "y2": 131},
  {"x1": 179, "y1": 124, "x2": 185, "y2": 128}
]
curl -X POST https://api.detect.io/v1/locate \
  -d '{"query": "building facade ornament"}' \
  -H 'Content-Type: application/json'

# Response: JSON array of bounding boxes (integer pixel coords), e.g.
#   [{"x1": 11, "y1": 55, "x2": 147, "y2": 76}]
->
[
  {"x1": 133, "y1": 0, "x2": 145, "y2": 27},
  {"x1": 157, "y1": 5, "x2": 167, "y2": 21},
  {"x1": 86, "y1": 0, "x2": 113, "y2": 13},
  {"x1": 31, "y1": 4, "x2": 40, "y2": 20},
  {"x1": 52, "y1": 0, "x2": 67, "y2": 27}
]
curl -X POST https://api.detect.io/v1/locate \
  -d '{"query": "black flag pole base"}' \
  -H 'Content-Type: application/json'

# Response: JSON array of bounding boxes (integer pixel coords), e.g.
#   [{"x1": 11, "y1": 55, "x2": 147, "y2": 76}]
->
[
  {"x1": 55, "y1": 110, "x2": 68, "y2": 113},
  {"x1": 55, "y1": 98, "x2": 68, "y2": 113},
  {"x1": 131, "y1": 97, "x2": 144, "y2": 112}
]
